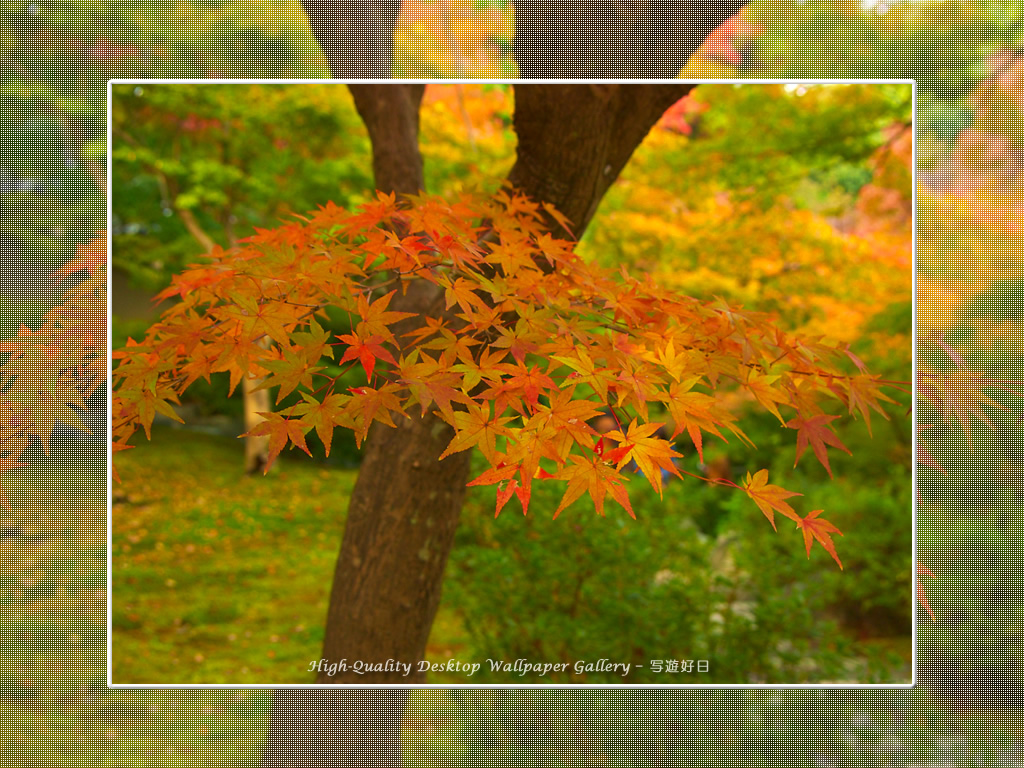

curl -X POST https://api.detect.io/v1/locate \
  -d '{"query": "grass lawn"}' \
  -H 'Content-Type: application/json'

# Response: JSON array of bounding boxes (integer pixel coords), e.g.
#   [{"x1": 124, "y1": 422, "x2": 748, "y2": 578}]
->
[
  {"x1": 111, "y1": 423, "x2": 472, "y2": 685},
  {"x1": 111, "y1": 423, "x2": 920, "y2": 687}
]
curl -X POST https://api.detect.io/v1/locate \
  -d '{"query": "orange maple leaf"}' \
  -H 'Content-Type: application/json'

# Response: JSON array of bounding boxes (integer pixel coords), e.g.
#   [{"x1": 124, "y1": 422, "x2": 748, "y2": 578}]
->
[
  {"x1": 604, "y1": 419, "x2": 683, "y2": 497},
  {"x1": 540, "y1": 201, "x2": 576, "y2": 239},
  {"x1": 554, "y1": 454, "x2": 635, "y2": 520},
  {"x1": 743, "y1": 469, "x2": 802, "y2": 530},
  {"x1": 354, "y1": 290, "x2": 417, "y2": 341},
  {"x1": 241, "y1": 414, "x2": 312, "y2": 474},
  {"x1": 444, "y1": 276, "x2": 489, "y2": 316},
  {"x1": 662, "y1": 378, "x2": 729, "y2": 464},
  {"x1": 51, "y1": 235, "x2": 106, "y2": 281},
  {"x1": 259, "y1": 346, "x2": 324, "y2": 404},
  {"x1": 291, "y1": 392, "x2": 353, "y2": 458},
  {"x1": 531, "y1": 390, "x2": 604, "y2": 459},
  {"x1": 745, "y1": 370, "x2": 788, "y2": 425},
  {"x1": 796, "y1": 509, "x2": 843, "y2": 570},
  {"x1": 439, "y1": 403, "x2": 513, "y2": 462},
  {"x1": 345, "y1": 384, "x2": 406, "y2": 446}
]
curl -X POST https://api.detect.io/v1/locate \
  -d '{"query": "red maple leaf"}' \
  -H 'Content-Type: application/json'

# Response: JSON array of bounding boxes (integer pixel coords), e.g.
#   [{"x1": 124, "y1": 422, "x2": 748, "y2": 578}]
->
[
  {"x1": 785, "y1": 413, "x2": 852, "y2": 478},
  {"x1": 337, "y1": 332, "x2": 398, "y2": 382},
  {"x1": 500, "y1": 363, "x2": 557, "y2": 414},
  {"x1": 493, "y1": 477, "x2": 521, "y2": 518},
  {"x1": 468, "y1": 461, "x2": 520, "y2": 489},
  {"x1": 467, "y1": 461, "x2": 528, "y2": 517}
]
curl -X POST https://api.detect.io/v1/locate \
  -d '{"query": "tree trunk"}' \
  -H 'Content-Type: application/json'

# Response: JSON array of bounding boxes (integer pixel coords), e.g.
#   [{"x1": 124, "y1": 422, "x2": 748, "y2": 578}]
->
[
  {"x1": 348, "y1": 84, "x2": 427, "y2": 195},
  {"x1": 513, "y1": 0, "x2": 749, "y2": 79},
  {"x1": 316, "y1": 396, "x2": 473, "y2": 684},
  {"x1": 262, "y1": 82, "x2": 452, "y2": 767},
  {"x1": 507, "y1": 84, "x2": 696, "y2": 235},
  {"x1": 260, "y1": 689, "x2": 408, "y2": 768},
  {"x1": 263, "y1": 4, "x2": 750, "y2": 767}
]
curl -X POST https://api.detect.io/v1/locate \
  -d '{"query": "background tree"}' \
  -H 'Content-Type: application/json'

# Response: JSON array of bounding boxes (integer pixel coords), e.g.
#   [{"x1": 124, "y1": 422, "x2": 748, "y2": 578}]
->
[
  {"x1": 912, "y1": 49, "x2": 1024, "y2": 705},
  {"x1": 441, "y1": 81, "x2": 915, "y2": 674}
]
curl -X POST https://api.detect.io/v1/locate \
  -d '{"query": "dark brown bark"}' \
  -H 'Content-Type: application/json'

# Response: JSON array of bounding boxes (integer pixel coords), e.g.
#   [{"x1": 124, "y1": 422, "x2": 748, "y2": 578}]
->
[
  {"x1": 317, "y1": 406, "x2": 472, "y2": 685},
  {"x1": 508, "y1": 84, "x2": 696, "y2": 236},
  {"x1": 261, "y1": 71, "x2": 433, "y2": 768},
  {"x1": 348, "y1": 85, "x2": 427, "y2": 196},
  {"x1": 513, "y1": 0, "x2": 749, "y2": 79}
]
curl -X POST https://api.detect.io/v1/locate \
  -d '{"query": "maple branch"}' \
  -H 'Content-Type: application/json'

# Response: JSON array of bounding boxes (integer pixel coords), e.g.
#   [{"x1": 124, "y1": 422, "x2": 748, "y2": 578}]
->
[
  {"x1": 112, "y1": 191, "x2": 905, "y2": 558},
  {"x1": 868, "y1": 119, "x2": 913, "y2": 177}
]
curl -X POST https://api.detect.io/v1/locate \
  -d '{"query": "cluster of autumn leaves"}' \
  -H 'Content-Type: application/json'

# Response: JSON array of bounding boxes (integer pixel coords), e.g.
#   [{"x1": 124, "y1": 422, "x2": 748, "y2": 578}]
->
[
  {"x1": 108, "y1": 190, "x2": 903, "y2": 571},
  {"x1": 0, "y1": 237, "x2": 106, "y2": 511}
]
